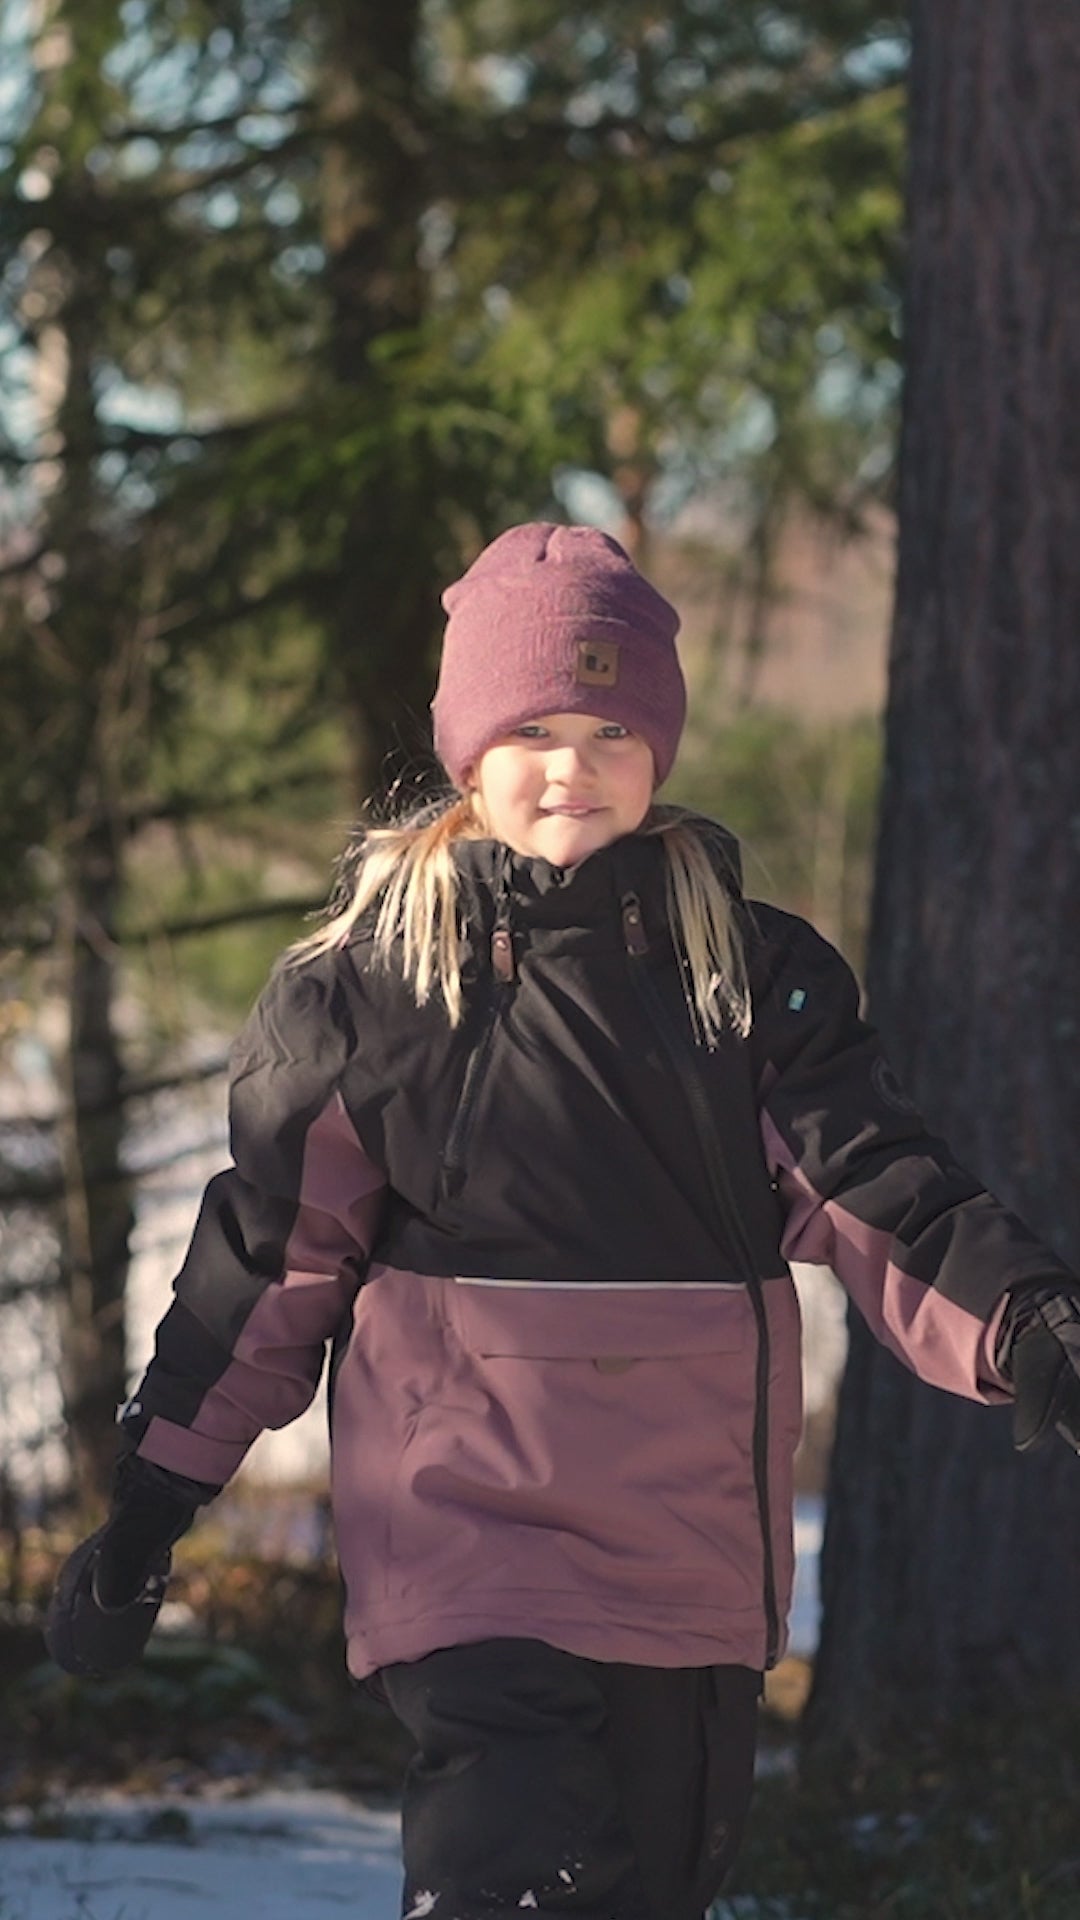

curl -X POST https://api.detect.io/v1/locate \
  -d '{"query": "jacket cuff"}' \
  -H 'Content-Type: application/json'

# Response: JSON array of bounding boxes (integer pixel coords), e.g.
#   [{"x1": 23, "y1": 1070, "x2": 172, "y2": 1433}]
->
[
  {"x1": 134, "y1": 1413, "x2": 249, "y2": 1488},
  {"x1": 990, "y1": 1279, "x2": 1080, "y2": 1382}
]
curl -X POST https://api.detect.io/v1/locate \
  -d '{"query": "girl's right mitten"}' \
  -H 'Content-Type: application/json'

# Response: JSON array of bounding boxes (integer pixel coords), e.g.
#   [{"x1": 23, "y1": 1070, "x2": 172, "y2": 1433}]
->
[{"x1": 44, "y1": 1450, "x2": 218, "y2": 1678}]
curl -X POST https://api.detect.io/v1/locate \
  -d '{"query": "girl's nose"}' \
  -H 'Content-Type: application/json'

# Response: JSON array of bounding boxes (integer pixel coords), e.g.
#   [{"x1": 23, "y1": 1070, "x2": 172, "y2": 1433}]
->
[{"x1": 544, "y1": 743, "x2": 595, "y2": 780}]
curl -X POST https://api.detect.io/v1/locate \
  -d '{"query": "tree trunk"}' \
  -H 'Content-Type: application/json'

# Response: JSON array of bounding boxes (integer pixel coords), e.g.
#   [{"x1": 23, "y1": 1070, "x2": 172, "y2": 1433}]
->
[
  {"x1": 44, "y1": 125, "x2": 135, "y2": 1510},
  {"x1": 318, "y1": 0, "x2": 447, "y2": 805},
  {"x1": 56, "y1": 816, "x2": 133, "y2": 1511},
  {"x1": 807, "y1": 0, "x2": 1080, "y2": 1750}
]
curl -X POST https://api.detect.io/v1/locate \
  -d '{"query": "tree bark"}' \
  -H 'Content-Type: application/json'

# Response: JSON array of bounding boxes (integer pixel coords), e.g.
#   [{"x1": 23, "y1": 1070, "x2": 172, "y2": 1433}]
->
[
  {"x1": 56, "y1": 817, "x2": 133, "y2": 1511},
  {"x1": 38, "y1": 104, "x2": 136, "y2": 1510},
  {"x1": 318, "y1": 0, "x2": 448, "y2": 804},
  {"x1": 807, "y1": 0, "x2": 1080, "y2": 1749}
]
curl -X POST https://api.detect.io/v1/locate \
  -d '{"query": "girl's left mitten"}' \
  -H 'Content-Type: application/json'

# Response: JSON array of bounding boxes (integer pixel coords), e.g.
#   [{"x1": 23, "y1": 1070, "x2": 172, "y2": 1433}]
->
[
  {"x1": 44, "y1": 1451, "x2": 218, "y2": 1678},
  {"x1": 996, "y1": 1285, "x2": 1080, "y2": 1455}
]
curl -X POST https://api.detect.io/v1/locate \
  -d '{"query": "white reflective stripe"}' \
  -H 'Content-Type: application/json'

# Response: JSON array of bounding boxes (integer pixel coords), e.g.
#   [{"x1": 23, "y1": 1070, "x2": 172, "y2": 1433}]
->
[{"x1": 452, "y1": 1276, "x2": 745, "y2": 1290}]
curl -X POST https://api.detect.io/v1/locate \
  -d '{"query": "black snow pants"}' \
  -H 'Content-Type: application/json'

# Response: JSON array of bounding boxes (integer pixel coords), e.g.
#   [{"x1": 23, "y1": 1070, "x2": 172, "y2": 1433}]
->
[{"x1": 377, "y1": 1637, "x2": 760, "y2": 1920}]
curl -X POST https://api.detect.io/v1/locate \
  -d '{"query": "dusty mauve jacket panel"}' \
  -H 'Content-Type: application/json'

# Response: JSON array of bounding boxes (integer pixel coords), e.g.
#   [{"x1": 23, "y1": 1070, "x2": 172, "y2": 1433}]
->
[{"x1": 329, "y1": 1268, "x2": 802, "y2": 1679}]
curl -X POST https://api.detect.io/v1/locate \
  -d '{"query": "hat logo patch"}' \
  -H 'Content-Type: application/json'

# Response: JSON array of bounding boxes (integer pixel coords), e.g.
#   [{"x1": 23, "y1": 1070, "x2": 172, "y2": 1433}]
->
[{"x1": 576, "y1": 639, "x2": 620, "y2": 686}]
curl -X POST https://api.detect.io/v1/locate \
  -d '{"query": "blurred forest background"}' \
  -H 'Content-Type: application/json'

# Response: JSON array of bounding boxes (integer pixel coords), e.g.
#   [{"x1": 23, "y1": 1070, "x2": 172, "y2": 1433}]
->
[
  {"x1": 3, "y1": 3, "x2": 1080, "y2": 1912},
  {"x1": 1, "y1": 0, "x2": 900, "y2": 1530}
]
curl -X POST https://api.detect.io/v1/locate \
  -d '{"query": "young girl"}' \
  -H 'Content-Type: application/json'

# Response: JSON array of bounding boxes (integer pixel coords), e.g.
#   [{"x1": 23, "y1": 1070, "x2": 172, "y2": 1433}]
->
[{"x1": 47, "y1": 523, "x2": 1080, "y2": 1920}]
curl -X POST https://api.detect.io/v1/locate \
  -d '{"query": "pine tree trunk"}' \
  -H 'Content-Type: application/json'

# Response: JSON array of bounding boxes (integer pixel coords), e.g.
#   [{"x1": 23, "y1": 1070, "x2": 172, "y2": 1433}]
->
[
  {"x1": 806, "y1": 0, "x2": 1080, "y2": 1749},
  {"x1": 318, "y1": 0, "x2": 447, "y2": 803},
  {"x1": 56, "y1": 816, "x2": 133, "y2": 1511},
  {"x1": 44, "y1": 146, "x2": 135, "y2": 1510}
]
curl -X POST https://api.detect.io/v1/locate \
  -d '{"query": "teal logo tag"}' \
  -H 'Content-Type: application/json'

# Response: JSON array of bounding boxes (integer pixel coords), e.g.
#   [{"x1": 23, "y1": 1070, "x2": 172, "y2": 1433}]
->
[{"x1": 787, "y1": 988, "x2": 807, "y2": 1011}]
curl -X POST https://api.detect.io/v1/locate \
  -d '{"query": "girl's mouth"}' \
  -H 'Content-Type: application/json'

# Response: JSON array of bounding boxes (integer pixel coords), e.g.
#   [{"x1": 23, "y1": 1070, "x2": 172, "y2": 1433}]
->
[{"x1": 541, "y1": 804, "x2": 600, "y2": 816}]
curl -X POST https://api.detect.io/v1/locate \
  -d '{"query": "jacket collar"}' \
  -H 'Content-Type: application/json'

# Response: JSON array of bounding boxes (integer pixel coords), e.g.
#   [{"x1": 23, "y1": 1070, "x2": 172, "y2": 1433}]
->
[{"x1": 452, "y1": 816, "x2": 741, "y2": 948}]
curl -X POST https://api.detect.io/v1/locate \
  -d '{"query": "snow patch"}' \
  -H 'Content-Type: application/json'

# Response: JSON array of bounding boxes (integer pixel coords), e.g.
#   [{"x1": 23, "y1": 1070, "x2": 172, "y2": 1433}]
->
[
  {"x1": 0, "y1": 1788, "x2": 402, "y2": 1919},
  {"x1": 405, "y1": 1893, "x2": 440, "y2": 1918}
]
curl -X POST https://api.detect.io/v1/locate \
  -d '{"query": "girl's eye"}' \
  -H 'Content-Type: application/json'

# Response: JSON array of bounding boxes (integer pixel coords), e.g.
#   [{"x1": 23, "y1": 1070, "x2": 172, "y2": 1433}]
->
[{"x1": 511, "y1": 721, "x2": 631, "y2": 742}]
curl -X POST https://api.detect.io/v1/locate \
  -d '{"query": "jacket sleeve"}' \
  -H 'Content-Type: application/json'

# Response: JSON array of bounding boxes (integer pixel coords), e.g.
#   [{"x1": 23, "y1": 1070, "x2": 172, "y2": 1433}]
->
[
  {"x1": 751, "y1": 908, "x2": 1075, "y2": 1403},
  {"x1": 123, "y1": 954, "x2": 386, "y2": 1486}
]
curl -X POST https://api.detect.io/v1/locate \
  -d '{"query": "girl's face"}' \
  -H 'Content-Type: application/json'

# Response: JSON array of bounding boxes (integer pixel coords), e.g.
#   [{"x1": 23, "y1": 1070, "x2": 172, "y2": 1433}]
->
[{"x1": 465, "y1": 712, "x2": 655, "y2": 866}]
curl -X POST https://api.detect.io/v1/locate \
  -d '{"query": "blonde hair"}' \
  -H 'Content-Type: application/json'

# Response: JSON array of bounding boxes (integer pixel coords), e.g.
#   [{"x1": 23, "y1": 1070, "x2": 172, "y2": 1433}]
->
[{"x1": 288, "y1": 796, "x2": 751, "y2": 1045}]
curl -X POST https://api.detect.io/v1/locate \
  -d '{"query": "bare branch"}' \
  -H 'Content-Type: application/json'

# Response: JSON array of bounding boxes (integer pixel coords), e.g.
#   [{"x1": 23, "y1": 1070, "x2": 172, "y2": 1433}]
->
[
  {"x1": 427, "y1": 74, "x2": 904, "y2": 197},
  {"x1": 12, "y1": 893, "x2": 325, "y2": 960},
  {"x1": 0, "y1": 1058, "x2": 229, "y2": 1137},
  {"x1": 121, "y1": 767, "x2": 338, "y2": 833},
  {"x1": 106, "y1": 102, "x2": 310, "y2": 145},
  {"x1": 0, "y1": 543, "x2": 47, "y2": 582},
  {"x1": 0, "y1": 1133, "x2": 226, "y2": 1205},
  {"x1": 121, "y1": 1057, "x2": 229, "y2": 1102},
  {"x1": 154, "y1": 122, "x2": 321, "y2": 205},
  {"x1": 93, "y1": 407, "x2": 300, "y2": 454},
  {"x1": 142, "y1": 566, "x2": 337, "y2": 649},
  {"x1": 0, "y1": 1273, "x2": 61, "y2": 1304},
  {"x1": 122, "y1": 894, "x2": 324, "y2": 945}
]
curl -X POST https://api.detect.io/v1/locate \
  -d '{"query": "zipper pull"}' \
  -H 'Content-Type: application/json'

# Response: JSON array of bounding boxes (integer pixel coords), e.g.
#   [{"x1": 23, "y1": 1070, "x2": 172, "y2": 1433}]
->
[
  {"x1": 491, "y1": 845, "x2": 517, "y2": 984},
  {"x1": 621, "y1": 892, "x2": 648, "y2": 956},
  {"x1": 491, "y1": 923, "x2": 516, "y2": 983}
]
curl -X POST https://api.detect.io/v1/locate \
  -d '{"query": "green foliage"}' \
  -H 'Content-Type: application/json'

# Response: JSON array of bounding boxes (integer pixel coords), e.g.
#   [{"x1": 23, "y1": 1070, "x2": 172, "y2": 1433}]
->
[
  {"x1": 670, "y1": 710, "x2": 882, "y2": 966},
  {"x1": 440, "y1": 76, "x2": 903, "y2": 525},
  {"x1": 123, "y1": 851, "x2": 329, "y2": 1032},
  {"x1": 1, "y1": 0, "x2": 905, "y2": 1017},
  {"x1": 15, "y1": 1638, "x2": 284, "y2": 1732}
]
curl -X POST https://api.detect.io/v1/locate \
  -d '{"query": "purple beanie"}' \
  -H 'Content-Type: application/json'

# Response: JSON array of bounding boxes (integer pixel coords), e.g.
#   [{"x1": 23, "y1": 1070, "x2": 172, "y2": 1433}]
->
[{"x1": 431, "y1": 522, "x2": 686, "y2": 787}]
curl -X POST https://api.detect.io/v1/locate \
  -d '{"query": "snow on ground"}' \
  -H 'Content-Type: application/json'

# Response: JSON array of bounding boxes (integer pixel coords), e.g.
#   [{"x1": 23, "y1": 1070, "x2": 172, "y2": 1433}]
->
[
  {"x1": 0, "y1": 1788, "x2": 403, "y2": 1920},
  {"x1": 0, "y1": 1789, "x2": 806, "y2": 1920},
  {"x1": 0, "y1": 1518, "x2": 824, "y2": 1919}
]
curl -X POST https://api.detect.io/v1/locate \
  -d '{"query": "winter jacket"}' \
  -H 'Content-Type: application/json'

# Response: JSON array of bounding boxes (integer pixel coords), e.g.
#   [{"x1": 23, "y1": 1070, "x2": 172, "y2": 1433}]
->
[{"x1": 123, "y1": 823, "x2": 1073, "y2": 1676}]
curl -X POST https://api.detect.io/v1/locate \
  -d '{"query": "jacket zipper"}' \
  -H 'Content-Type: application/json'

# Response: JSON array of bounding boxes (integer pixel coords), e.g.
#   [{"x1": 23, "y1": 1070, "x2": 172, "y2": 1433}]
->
[
  {"x1": 621, "y1": 889, "x2": 781, "y2": 1670},
  {"x1": 440, "y1": 906, "x2": 517, "y2": 1200}
]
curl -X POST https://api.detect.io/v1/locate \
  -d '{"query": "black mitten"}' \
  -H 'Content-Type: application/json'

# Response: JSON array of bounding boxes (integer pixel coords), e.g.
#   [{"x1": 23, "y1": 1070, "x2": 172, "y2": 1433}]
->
[
  {"x1": 44, "y1": 1447, "x2": 218, "y2": 1677},
  {"x1": 996, "y1": 1285, "x2": 1080, "y2": 1454}
]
